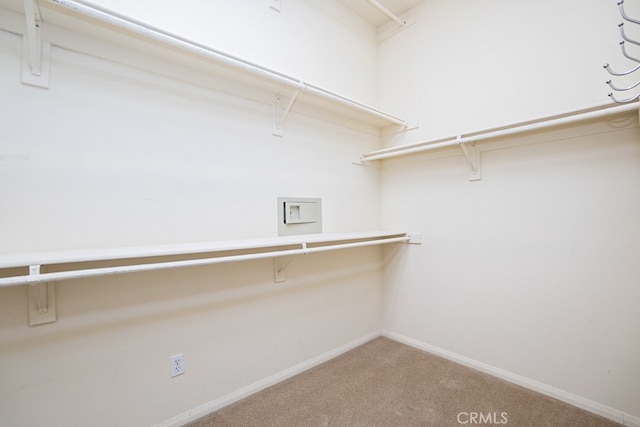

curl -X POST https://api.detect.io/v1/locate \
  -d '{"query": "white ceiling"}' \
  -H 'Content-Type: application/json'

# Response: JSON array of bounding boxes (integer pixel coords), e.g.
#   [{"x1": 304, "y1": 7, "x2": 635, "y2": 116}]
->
[{"x1": 336, "y1": 0, "x2": 425, "y2": 27}]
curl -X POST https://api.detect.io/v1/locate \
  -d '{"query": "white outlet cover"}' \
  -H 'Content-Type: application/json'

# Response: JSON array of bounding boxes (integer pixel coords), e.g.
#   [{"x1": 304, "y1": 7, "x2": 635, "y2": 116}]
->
[
  {"x1": 170, "y1": 354, "x2": 185, "y2": 377},
  {"x1": 277, "y1": 197, "x2": 322, "y2": 236}
]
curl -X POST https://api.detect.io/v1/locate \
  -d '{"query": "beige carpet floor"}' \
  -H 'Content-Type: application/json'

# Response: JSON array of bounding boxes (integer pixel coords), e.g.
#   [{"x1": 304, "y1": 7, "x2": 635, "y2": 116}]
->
[{"x1": 187, "y1": 337, "x2": 621, "y2": 427}]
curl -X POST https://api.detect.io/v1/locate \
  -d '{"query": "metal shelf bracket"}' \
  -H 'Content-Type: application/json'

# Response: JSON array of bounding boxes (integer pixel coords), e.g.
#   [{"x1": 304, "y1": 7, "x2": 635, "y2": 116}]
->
[
  {"x1": 22, "y1": 0, "x2": 50, "y2": 88},
  {"x1": 457, "y1": 137, "x2": 482, "y2": 181},
  {"x1": 273, "y1": 88, "x2": 301, "y2": 137},
  {"x1": 274, "y1": 256, "x2": 292, "y2": 282},
  {"x1": 28, "y1": 265, "x2": 56, "y2": 326},
  {"x1": 274, "y1": 243, "x2": 307, "y2": 282}
]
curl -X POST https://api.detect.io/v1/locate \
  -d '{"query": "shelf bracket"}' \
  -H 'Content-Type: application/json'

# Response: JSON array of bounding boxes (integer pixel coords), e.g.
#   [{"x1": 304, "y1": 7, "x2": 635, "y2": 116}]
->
[
  {"x1": 273, "y1": 88, "x2": 300, "y2": 137},
  {"x1": 28, "y1": 265, "x2": 56, "y2": 326},
  {"x1": 458, "y1": 137, "x2": 482, "y2": 181},
  {"x1": 22, "y1": 0, "x2": 50, "y2": 88},
  {"x1": 274, "y1": 256, "x2": 293, "y2": 282},
  {"x1": 372, "y1": 0, "x2": 416, "y2": 43},
  {"x1": 274, "y1": 242, "x2": 309, "y2": 282},
  {"x1": 367, "y1": 0, "x2": 406, "y2": 27}
]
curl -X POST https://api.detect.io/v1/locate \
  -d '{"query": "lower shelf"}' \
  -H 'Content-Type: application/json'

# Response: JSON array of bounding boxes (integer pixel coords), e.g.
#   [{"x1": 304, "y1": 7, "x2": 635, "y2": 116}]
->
[
  {"x1": 0, "y1": 230, "x2": 419, "y2": 326},
  {"x1": 0, "y1": 230, "x2": 417, "y2": 287}
]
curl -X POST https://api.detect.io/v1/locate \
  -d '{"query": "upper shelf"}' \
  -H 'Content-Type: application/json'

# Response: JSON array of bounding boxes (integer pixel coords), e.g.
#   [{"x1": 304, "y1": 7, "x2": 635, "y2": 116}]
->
[
  {"x1": 2, "y1": 0, "x2": 408, "y2": 131},
  {"x1": 360, "y1": 102, "x2": 640, "y2": 159}
]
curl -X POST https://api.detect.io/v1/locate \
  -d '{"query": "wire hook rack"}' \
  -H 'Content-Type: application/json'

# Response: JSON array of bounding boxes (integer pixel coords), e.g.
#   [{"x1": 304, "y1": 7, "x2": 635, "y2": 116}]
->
[{"x1": 604, "y1": 1, "x2": 640, "y2": 103}]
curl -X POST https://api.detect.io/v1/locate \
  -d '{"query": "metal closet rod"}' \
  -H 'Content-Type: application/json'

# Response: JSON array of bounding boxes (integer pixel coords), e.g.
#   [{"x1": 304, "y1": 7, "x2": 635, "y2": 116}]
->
[
  {"x1": 361, "y1": 102, "x2": 640, "y2": 161},
  {"x1": 0, "y1": 235, "x2": 410, "y2": 287},
  {"x1": 44, "y1": 0, "x2": 407, "y2": 127}
]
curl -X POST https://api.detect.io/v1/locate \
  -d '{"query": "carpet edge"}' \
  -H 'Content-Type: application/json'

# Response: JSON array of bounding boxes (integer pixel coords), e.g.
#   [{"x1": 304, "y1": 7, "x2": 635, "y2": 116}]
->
[{"x1": 382, "y1": 330, "x2": 639, "y2": 427}]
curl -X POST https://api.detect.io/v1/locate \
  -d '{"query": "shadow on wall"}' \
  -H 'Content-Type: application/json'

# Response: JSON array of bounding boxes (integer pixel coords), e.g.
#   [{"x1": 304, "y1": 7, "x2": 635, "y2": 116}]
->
[{"x1": 0, "y1": 247, "x2": 383, "y2": 355}]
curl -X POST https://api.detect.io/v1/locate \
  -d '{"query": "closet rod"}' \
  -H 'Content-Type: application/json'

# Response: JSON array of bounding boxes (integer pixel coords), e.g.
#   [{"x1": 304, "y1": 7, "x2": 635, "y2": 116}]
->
[
  {"x1": 360, "y1": 102, "x2": 640, "y2": 161},
  {"x1": 44, "y1": 0, "x2": 407, "y2": 127},
  {"x1": 0, "y1": 236, "x2": 409, "y2": 287}
]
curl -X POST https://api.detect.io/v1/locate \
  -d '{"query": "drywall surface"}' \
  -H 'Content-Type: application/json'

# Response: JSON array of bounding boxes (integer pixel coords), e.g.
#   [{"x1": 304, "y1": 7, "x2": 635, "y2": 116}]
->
[
  {"x1": 378, "y1": 0, "x2": 625, "y2": 144},
  {"x1": 381, "y1": 122, "x2": 640, "y2": 420},
  {"x1": 0, "y1": 5, "x2": 381, "y2": 252},
  {"x1": 83, "y1": 0, "x2": 379, "y2": 106},
  {"x1": 0, "y1": 3, "x2": 383, "y2": 425},
  {"x1": 379, "y1": 0, "x2": 640, "y2": 421}
]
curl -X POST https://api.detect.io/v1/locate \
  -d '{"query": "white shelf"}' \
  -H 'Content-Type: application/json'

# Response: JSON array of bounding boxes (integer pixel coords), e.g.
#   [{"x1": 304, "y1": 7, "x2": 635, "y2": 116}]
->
[
  {"x1": 0, "y1": 230, "x2": 417, "y2": 325},
  {"x1": 359, "y1": 102, "x2": 640, "y2": 181},
  {"x1": 0, "y1": 230, "x2": 409, "y2": 270},
  {"x1": 2, "y1": 0, "x2": 407, "y2": 130}
]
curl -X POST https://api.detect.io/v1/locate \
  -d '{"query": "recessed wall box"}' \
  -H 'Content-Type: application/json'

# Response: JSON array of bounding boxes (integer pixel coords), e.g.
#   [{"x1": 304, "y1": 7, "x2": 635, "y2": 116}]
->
[
  {"x1": 278, "y1": 197, "x2": 322, "y2": 236},
  {"x1": 284, "y1": 201, "x2": 320, "y2": 224}
]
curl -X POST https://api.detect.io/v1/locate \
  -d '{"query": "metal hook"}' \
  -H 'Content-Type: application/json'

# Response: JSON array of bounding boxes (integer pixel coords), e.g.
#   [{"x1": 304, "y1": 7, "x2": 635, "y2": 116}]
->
[
  {"x1": 620, "y1": 41, "x2": 640, "y2": 63},
  {"x1": 604, "y1": 61, "x2": 640, "y2": 76},
  {"x1": 619, "y1": 23, "x2": 640, "y2": 47},
  {"x1": 606, "y1": 78, "x2": 640, "y2": 91},
  {"x1": 605, "y1": 2, "x2": 640, "y2": 103},
  {"x1": 618, "y1": 0, "x2": 640, "y2": 25},
  {"x1": 608, "y1": 92, "x2": 640, "y2": 103}
]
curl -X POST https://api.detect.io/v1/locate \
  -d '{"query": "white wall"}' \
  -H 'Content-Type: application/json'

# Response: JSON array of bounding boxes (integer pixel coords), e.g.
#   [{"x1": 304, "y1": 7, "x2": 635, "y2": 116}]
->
[
  {"x1": 380, "y1": 0, "x2": 640, "y2": 422},
  {"x1": 81, "y1": 0, "x2": 379, "y2": 106},
  {"x1": 0, "y1": 0, "x2": 381, "y2": 252},
  {"x1": 0, "y1": 2, "x2": 384, "y2": 426},
  {"x1": 4, "y1": 0, "x2": 638, "y2": 425},
  {"x1": 379, "y1": 0, "x2": 627, "y2": 143}
]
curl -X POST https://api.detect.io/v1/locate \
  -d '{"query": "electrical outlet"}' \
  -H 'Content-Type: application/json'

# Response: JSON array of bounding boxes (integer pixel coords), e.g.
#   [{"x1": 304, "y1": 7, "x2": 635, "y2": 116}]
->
[{"x1": 170, "y1": 353, "x2": 185, "y2": 377}]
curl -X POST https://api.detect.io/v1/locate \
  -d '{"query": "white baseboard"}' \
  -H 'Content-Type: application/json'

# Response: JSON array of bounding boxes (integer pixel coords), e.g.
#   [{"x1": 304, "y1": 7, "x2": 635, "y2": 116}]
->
[
  {"x1": 382, "y1": 330, "x2": 640, "y2": 427},
  {"x1": 155, "y1": 330, "x2": 383, "y2": 427}
]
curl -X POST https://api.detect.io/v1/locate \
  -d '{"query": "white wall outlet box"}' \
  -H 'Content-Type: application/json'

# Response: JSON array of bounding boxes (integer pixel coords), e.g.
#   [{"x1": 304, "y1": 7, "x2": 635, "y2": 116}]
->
[
  {"x1": 170, "y1": 354, "x2": 185, "y2": 377},
  {"x1": 277, "y1": 197, "x2": 322, "y2": 236}
]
